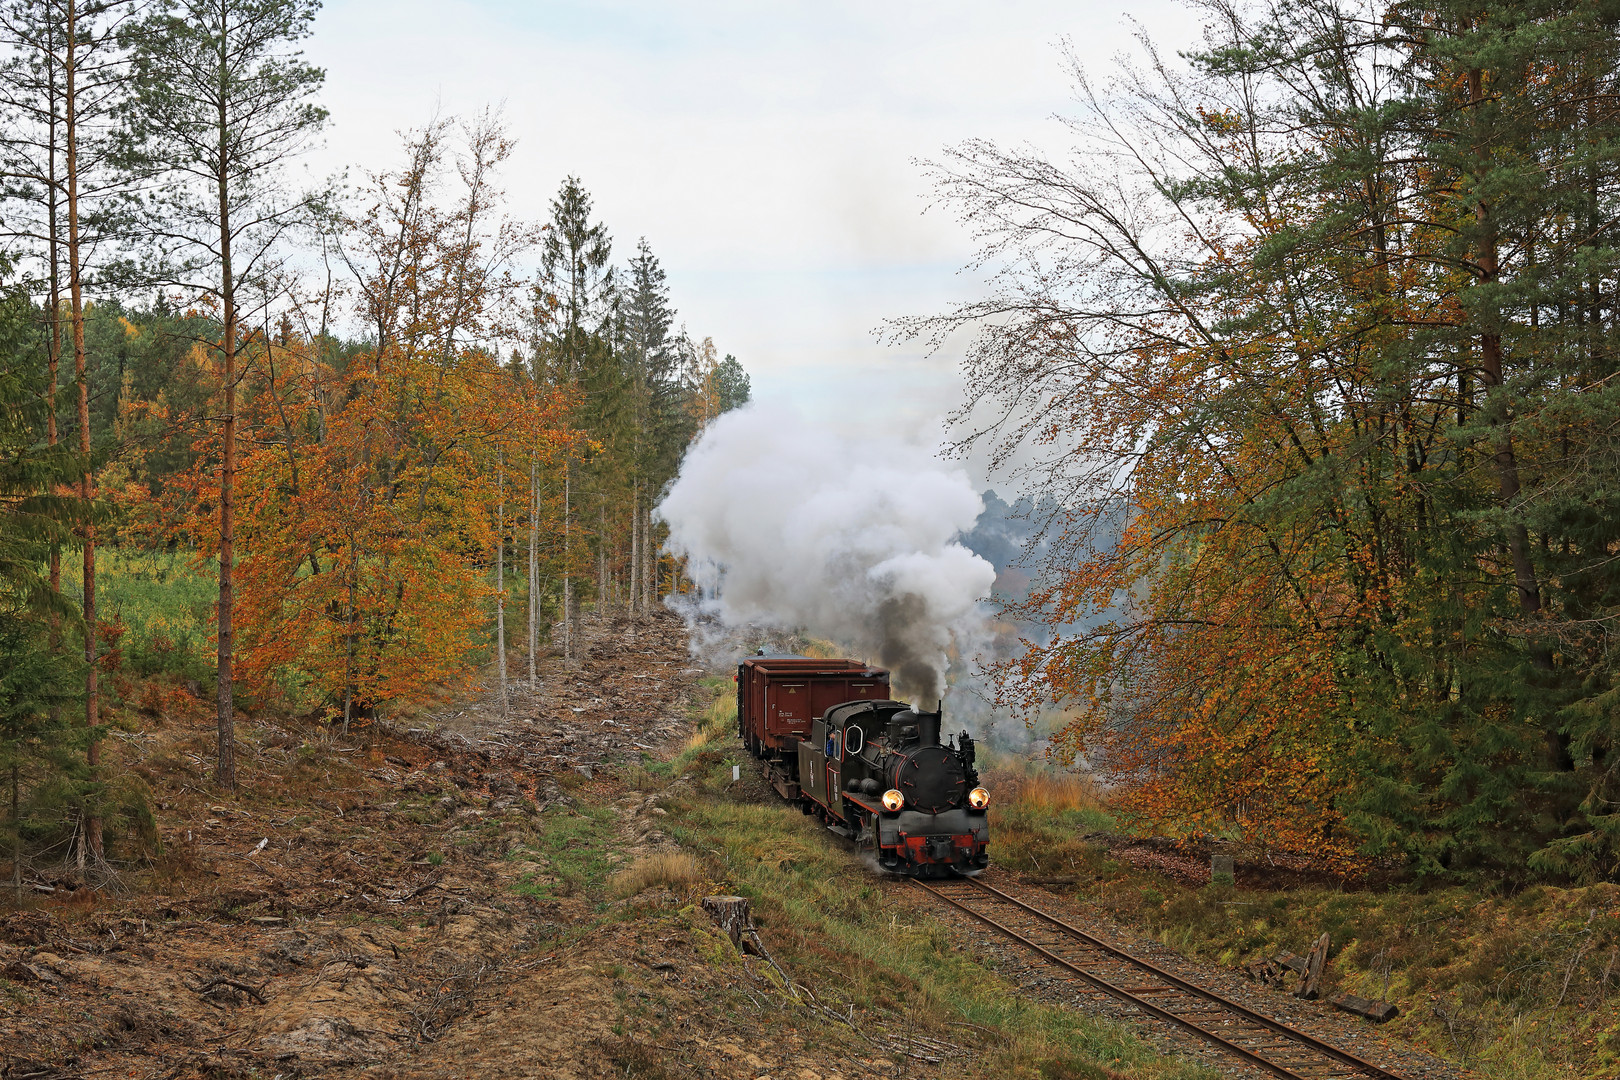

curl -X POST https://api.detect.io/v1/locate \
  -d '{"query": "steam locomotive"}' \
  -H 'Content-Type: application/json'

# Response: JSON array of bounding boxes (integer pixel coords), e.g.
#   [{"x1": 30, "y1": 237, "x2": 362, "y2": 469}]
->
[{"x1": 737, "y1": 655, "x2": 989, "y2": 876}]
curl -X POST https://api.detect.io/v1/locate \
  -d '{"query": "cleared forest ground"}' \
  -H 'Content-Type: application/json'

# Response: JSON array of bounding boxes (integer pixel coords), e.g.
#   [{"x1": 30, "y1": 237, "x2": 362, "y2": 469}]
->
[{"x1": 0, "y1": 613, "x2": 1204, "y2": 1080}]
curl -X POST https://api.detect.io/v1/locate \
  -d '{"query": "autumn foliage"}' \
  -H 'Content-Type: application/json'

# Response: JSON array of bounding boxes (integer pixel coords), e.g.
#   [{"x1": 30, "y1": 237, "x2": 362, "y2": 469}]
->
[
  {"x1": 921, "y1": 0, "x2": 1620, "y2": 877},
  {"x1": 229, "y1": 343, "x2": 577, "y2": 718}
]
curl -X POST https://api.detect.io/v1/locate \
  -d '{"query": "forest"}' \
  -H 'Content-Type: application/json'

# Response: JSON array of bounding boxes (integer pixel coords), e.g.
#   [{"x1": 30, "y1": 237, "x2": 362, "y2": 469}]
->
[
  {"x1": 911, "y1": 0, "x2": 1620, "y2": 882},
  {"x1": 0, "y1": 0, "x2": 750, "y2": 877},
  {"x1": 7, "y1": 0, "x2": 1620, "y2": 897}
]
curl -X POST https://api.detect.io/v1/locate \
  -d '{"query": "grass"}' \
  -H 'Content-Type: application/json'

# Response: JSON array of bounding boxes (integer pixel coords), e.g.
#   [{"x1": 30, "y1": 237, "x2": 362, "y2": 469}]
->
[
  {"x1": 608, "y1": 851, "x2": 704, "y2": 899},
  {"x1": 63, "y1": 546, "x2": 215, "y2": 687},
  {"x1": 654, "y1": 676, "x2": 1620, "y2": 1078},
  {"x1": 660, "y1": 678, "x2": 1214, "y2": 1080},
  {"x1": 510, "y1": 804, "x2": 619, "y2": 900},
  {"x1": 671, "y1": 676, "x2": 741, "y2": 778},
  {"x1": 995, "y1": 796, "x2": 1620, "y2": 1080}
]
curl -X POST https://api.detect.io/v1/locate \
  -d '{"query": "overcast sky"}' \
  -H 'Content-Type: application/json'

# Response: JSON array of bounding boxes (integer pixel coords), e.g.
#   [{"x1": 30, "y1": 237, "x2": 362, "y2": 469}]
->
[{"x1": 303, "y1": 0, "x2": 1194, "y2": 484}]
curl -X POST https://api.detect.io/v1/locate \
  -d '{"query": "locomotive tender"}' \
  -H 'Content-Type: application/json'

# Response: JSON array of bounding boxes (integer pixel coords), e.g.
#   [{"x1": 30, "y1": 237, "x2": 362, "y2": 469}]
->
[{"x1": 737, "y1": 654, "x2": 989, "y2": 876}]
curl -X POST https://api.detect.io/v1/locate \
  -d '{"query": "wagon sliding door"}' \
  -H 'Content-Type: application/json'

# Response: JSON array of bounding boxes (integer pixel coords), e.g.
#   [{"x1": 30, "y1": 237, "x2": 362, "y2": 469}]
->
[{"x1": 766, "y1": 682, "x2": 808, "y2": 740}]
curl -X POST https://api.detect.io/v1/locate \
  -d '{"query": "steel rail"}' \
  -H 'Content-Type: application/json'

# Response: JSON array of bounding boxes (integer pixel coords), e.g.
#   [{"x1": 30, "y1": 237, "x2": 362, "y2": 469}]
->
[
  {"x1": 913, "y1": 877, "x2": 1409, "y2": 1080},
  {"x1": 963, "y1": 878, "x2": 1408, "y2": 1079}
]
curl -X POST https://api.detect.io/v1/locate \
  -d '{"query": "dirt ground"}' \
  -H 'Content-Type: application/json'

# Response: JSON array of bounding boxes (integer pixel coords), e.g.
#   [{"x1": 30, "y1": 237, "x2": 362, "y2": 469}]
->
[{"x1": 0, "y1": 611, "x2": 897, "y2": 1080}]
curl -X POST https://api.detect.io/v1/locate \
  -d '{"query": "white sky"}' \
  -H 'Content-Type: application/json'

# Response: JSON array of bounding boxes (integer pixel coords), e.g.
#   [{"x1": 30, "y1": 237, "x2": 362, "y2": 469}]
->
[{"x1": 303, "y1": 0, "x2": 1194, "y2": 484}]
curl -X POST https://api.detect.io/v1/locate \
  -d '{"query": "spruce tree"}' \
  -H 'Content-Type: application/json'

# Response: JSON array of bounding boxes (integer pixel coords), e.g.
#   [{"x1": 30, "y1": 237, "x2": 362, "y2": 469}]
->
[
  {"x1": 0, "y1": 259, "x2": 82, "y2": 894},
  {"x1": 536, "y1": 177, "x2": 611, "y2": 653}
]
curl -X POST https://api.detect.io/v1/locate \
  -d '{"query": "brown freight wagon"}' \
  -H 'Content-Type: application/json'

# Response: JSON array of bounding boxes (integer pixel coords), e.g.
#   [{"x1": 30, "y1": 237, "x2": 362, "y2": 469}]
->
[{"x1": 736, "y1": 655, "x2": 888, "y2": 799}]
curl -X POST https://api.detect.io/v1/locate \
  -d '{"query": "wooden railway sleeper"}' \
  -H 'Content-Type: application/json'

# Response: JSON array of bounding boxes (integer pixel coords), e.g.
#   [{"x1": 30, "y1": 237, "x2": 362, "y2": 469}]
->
[
  {"x1": 917, "y1": 880, "x2": 1332, "y2": 1080},
  {"x1": 956, "y1": 879, "x2": 1412, "y2": 1080}
]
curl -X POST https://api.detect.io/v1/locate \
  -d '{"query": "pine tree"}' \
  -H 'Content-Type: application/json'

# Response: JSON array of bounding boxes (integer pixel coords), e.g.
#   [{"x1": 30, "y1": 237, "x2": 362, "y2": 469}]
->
[
  {"x1": 0, "y1": 0, "x2": 136, "y2": 864},
  {"x1": 120, "y1": 0, "x2": 327, "y2": 788},
  {"x1": 622, "y1": 238, "x2": 685, "y2": 615},
  {"x1": 713, "y1": 354, "x2": 750, "y2": 414}
]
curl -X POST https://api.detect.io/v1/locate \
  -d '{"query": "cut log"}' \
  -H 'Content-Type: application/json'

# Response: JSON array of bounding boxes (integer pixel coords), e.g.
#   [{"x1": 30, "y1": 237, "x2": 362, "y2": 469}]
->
[
  {"x1": 1296, "y1": 932, "x2": 1330, "y2": 1000},
  {"x1": 701, "y1": 895, "x2": 751, "y2": 949},
  {"x1": 1330, "y1": 993, "x2": 1399, "y2": 1023}
]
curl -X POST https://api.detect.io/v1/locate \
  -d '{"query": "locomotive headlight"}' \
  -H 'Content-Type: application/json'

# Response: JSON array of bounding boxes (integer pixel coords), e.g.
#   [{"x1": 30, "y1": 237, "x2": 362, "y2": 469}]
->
[
  {"x1": 881, "y1": 789, "x2": 905, "y2": 812},
  {"x1": 968, "y1": 786, "x2": 990, "y2": 809}
]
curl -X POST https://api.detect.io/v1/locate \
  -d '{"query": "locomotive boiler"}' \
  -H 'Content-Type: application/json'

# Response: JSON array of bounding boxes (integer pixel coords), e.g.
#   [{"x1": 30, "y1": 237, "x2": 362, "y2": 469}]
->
[{"x1": 737, "y1": 654, "x2": 990, "y2": 876}]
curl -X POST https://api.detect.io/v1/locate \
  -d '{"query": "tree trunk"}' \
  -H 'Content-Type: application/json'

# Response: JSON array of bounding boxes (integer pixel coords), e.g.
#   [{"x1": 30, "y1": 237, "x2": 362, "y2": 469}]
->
[
  {"x1": 10, "y1": 764, "x2": 19, "y2": 900},
  {"x1": 563, "y1": 461, "x2": 571, "y2": 661},
  {"x1": 496, "y1": 453, "x2": 507, "y2": 713},
  {"x1": 1467, "y1": 67, "x2": 1541, "y2": 623},
  {"x1": 65, "y1": 0, "x2": 102, "y2": 862},
  {"x1": 702, "y1": 895, "x2": 752, "y2": 951},
  {"x1": 629, "y1": 484, "x2": 640, "y2": 621},
  {"x1": 343, "y1": 531, "x2": 357, "y2": 736},
  {"x1": 46, "y1": 7, "x2": 61, "y2": 607},
  {"x1": 643, "y1": 503, "x2": 655, "y2": 613},
  {"x1": 528, "y1": 457, "x2": 537, "y2": 687},
  {"x1": 215, "y1": 18, "x2": 238, "y2": 788},
  {"x1": 1467, "y1": 67, "x2": 1559, "y2": 773}
]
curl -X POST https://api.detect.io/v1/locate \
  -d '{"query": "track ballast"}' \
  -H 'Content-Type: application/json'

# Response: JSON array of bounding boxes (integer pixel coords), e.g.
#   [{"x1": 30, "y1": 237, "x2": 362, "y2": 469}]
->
[{"x1": 913, "y1": 877, "x2": 1411, "y2": 1080}]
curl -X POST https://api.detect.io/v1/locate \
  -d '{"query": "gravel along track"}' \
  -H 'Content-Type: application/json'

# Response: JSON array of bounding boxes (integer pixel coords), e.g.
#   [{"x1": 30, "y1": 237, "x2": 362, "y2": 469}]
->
[{"x1": 913, "y1": 877, "x2": 1468, "y2": 1080}]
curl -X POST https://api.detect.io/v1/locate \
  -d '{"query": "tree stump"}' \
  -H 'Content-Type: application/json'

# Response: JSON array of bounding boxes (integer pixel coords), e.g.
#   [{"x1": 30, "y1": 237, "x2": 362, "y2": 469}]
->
[
  {"x1": 702, "y1": 895, "x2": 752, "y2": 950},
  {"x1": 1297, "y1": 932, "x2": 1330, "y2": 999}
]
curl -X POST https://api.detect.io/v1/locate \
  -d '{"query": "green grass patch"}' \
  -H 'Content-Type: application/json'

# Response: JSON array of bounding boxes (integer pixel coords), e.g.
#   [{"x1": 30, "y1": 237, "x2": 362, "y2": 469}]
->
[{"x1": 511, "y1": 804, "x2": 618, "y2": 900}]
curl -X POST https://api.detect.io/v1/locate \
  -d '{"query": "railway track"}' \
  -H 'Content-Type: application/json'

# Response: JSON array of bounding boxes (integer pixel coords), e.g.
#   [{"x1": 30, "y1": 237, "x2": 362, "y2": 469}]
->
[{"x1": 913, "y1": 876, "x2": 1410, "y2": 1080}]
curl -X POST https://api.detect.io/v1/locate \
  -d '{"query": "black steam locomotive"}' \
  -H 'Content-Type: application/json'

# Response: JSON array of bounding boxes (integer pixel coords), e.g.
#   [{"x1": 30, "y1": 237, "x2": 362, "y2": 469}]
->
[{"x1": 737, "y1": 655, "x2": 989, "y2": 876}]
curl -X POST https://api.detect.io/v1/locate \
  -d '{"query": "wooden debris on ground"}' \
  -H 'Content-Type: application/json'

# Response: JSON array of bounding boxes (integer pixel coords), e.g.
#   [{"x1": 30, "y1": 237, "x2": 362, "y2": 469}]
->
[
  {"x1": 1330, "y1": 992, "x2": 1399, "y2": 1023},
  {"x1": 1244, "y1": 931, "x2": 1331, "y2": 999},
  {"x1": 1298, "y1": 931, "x2": 1330, "y2": 999}
]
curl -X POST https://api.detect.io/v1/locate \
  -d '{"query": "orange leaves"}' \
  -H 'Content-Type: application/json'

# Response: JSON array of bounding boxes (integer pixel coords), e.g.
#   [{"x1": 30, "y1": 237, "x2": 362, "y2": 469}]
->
[{"x1": 217, "y1": 334, "x2": 579, "y2": 718}]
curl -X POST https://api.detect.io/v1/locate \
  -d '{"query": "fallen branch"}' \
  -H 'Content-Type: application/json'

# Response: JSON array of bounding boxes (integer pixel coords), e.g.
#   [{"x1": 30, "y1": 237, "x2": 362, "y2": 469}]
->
[
  {"x1": 383, "y1": 875, "x2": 442, "y2": 904},
  {"x1": 188, "y1": 974, "x2": 269, "y2": 1004}
]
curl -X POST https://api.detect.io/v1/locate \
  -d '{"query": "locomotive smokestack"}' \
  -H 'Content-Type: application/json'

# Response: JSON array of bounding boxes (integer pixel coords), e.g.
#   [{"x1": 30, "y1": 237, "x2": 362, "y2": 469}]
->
[{"x1": 918, "y1": 706, "x2": 942, "y2": 748}]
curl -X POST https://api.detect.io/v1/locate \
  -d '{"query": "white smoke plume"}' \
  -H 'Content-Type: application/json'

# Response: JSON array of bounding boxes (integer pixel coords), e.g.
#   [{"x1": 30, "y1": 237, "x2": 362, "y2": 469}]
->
[{"x1": 656, "y1": 405, "x2": 996, "y2": 705}]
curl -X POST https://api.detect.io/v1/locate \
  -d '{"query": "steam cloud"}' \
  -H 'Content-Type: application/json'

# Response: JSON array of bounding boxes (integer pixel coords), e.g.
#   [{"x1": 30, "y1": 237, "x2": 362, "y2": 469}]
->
[{"x1": 656, "y1": 405, "x2": 996, "y2": 705}]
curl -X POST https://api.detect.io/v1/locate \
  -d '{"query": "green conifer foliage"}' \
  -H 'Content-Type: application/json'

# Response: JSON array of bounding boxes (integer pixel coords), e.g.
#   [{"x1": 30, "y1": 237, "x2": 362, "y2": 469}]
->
[{"x1": 0, "y1": 262, "x2": 85, "y2": 891}]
